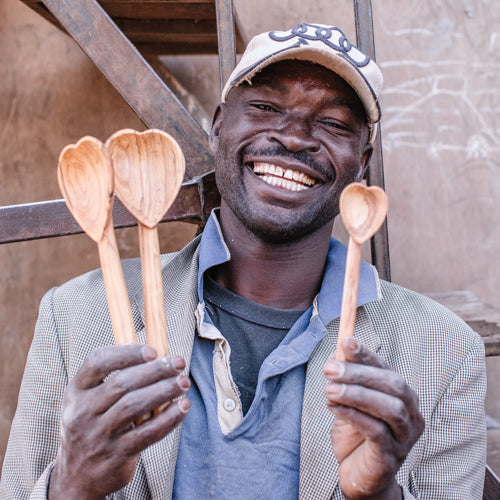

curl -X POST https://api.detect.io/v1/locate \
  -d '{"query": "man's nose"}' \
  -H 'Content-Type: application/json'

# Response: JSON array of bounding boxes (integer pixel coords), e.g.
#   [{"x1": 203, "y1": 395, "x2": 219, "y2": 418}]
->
[{"x1": 266, "y1": 115, "x2": 320, "y2": 153}]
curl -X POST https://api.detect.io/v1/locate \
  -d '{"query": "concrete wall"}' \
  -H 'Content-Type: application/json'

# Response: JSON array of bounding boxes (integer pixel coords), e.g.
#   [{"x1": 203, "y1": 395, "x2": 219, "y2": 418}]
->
[{"x1": 1, "y1": 0, "x2": 499, "y2": 470}]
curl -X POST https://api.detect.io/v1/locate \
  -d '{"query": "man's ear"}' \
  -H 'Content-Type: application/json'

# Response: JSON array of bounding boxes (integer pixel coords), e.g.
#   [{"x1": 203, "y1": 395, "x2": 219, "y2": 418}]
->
[
  {"x1": 209, "y1": 104, "x2": 225, "y2": 153},
  {"x1": 355, "y1": 142, "x2": 373, "y2": 182}
]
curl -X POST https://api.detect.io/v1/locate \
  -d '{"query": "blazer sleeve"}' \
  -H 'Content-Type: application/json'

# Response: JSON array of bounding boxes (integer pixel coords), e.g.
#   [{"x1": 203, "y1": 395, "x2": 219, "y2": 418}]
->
[
  {"x1": 411, "y1": 332, "x2": 487, "y2": 499},
  {"x1": 1, "y1": 287, "x2": 68, "y2": 500}
]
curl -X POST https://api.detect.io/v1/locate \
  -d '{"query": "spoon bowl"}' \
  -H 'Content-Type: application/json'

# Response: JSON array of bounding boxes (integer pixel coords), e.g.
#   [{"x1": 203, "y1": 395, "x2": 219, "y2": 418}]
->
[
  {"x1": 58, "y1": 136, "x2": 136, "y2": 345},
  {"x1": 106, "y1": 129, "x2": 185, "y2": 228},
  {"x1": 57, "y1": 137, "x2": 113, "y2": 242},
  {"x1": 340, "y1": 183, "x2": 388, "y2": 245}
]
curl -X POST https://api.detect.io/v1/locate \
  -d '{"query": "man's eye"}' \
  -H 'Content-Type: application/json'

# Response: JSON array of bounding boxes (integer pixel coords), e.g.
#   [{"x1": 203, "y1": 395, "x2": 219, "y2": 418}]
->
[
  {"x1": 251, "y1": 103, "x2": 277, "y2": 112},
  {"x1": 322, "y1": 120, "x2": 348, "y2": 130}
]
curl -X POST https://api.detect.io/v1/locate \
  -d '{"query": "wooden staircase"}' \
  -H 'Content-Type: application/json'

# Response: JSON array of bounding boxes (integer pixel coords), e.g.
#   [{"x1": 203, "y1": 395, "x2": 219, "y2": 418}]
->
[
  {"x1": 16, "y1": 0, "x2": 246, "y2": 180},
  {"x1": 20, "y1": 0, "x2": 246, "y2": 56}
]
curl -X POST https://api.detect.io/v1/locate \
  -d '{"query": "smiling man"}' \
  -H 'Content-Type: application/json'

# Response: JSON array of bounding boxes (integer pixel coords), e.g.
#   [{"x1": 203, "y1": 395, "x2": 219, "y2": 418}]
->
[
  {"x1": 213, "y1": 61, "x2": 370, "y2": 247},
  {"x1": 1, "y1": 23, "x2": 486, "y2": 500}
]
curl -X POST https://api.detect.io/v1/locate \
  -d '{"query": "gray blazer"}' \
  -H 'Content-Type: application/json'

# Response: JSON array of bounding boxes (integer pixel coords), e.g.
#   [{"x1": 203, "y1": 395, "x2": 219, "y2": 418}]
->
[{"x1": 1, "y1": 236, "x2": 486, "y2": 499}]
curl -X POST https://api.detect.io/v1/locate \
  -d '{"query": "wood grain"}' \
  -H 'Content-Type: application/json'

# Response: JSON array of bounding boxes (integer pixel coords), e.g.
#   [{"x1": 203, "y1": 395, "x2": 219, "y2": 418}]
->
[
  {"x1": 139, "y1": 224, "x2": 169, "y2": 356},
  {"x1": 337, "y1": 240, "x2": 362, "y2": 361},
  {"x1": 57, "y1": 137, "x2": 136, "y2": 345},
  {"x1": 106, "y1": 129, "x2": 185, "y2": 356},
  {"x1": 107, "y1": 129, "x2": 185, "y2": 228},
  {"x1": 336, "y1": 183, "x2": 388, "y2": 360}
]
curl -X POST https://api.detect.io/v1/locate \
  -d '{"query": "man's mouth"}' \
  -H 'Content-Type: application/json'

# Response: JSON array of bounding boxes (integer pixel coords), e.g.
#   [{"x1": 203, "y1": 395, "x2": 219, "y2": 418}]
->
[{"x1": 252, "y1": 162, "x2": 317, "y2": 192}]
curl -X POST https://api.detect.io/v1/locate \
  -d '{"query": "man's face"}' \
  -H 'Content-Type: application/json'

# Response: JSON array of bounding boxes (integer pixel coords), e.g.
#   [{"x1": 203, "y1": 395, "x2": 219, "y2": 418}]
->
[{"x1": 210, "y1": 60, "x2": 373, "y2": 243}]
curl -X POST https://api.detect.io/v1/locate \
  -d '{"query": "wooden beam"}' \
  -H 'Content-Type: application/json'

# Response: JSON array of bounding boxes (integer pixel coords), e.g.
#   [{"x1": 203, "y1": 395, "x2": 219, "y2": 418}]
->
[
  {"x1": 100, "y1": 0, "x2": 214, "y2": 4},
  {"x1": 115, "y1": 18, "x2": 218, "y2": 35},
  {"x1": 0, "y1": 172, "x2": 220, "y2": 244},
  {"x1": 353, "y1": 0, "x2": 391, "y2": 282},
  {"x1": 23, "y1": 1, "x2": 218, "y2": 20},
  {"x1": 40, "y1": 0, "x2": 214, "y2": 178},
  {"x1": 148, "y1": 56, "x2": 211, "y2": 132},
  {"x1": 98, "y1": 2, "x2": 216, "y2": 19},
  {"x1": 215, "y1": 0, "x2": 236, "y2": 91},
  {"x1": 134, "y1": 41, "x2": 218, "y2": 55},
  {"x1": 21, "y1": 1, "x2": 247, "y2": 52}
]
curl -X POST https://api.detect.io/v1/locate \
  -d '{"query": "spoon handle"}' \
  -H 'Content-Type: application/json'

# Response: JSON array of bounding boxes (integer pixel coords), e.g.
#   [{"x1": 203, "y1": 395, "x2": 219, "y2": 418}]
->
[
  {"x1": 139, "y1": 223, "x2": 169, "y2": 357},
  {"x1": 97, "y1": 220, "x2": 136, "y2": 345},
  {"x1": 336, "y1": 236, "x2": 362, "y2": 361}
]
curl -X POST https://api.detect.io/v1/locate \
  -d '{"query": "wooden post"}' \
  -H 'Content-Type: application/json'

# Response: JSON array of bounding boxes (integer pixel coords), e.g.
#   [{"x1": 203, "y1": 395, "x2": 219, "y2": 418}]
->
[{"x1": 353, "y1": 0, "x2": 391, "y2": 282}]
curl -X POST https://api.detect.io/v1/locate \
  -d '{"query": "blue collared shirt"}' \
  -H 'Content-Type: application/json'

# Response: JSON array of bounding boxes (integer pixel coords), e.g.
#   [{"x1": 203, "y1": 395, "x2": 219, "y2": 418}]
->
[{"x1": 173, "y1": 210, "x2": 380, "y2": 499}]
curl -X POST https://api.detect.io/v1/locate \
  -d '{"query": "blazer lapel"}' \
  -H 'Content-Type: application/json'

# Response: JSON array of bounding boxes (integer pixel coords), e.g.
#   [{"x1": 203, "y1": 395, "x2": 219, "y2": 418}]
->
[
  {"x1": 299, "y1": 306, "x2": 380, "y2": 500},
  {"x1": 130, "y1": 238, "x2": 201, "y2": 499}
]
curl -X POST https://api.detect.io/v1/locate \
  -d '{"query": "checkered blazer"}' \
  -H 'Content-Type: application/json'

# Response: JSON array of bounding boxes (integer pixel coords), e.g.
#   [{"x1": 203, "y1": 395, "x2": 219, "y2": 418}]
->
[{"x1": 1, "y1": 235, "x2": 486, "y2": 499}]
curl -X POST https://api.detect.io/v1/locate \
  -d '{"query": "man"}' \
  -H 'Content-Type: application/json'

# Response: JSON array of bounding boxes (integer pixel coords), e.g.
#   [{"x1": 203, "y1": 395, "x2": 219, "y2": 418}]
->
[{"x1": 1, "y1": 23, "x2": 486, "y2": 499}]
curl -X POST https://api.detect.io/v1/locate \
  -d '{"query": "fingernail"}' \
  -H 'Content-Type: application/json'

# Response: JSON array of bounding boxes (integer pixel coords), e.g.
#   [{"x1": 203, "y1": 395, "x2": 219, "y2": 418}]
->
[
  {"x1": 327, "y1": 382, "x2": 345, "y2": 395},
  {"x1": 142, "y1": 345, "x2": 157, "y2": 361},
  {"x1": 346, "y1": 337, "x2": 359, "y2": 352},
  {"x1": 172, "y1": 357, "x2": 185, "y2": 372},
  {"x1": 161, "y1": 356, "x2": 186, "y2": 373},
  {"x1": 176, "y1": 375, "x2": 190, "y2": 391},
  {"x1": 178, "y1": 398, "x2": 190, "y2": 414},
  {"x1": 325, "y1": 361, "x2": 344, "y2": 378}
]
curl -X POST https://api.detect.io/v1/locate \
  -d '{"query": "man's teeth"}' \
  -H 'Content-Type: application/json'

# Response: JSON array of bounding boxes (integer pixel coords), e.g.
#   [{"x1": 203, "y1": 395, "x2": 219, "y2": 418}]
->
[{"x1": 253, "y1": 162, "x2": 316, "y2": 191}]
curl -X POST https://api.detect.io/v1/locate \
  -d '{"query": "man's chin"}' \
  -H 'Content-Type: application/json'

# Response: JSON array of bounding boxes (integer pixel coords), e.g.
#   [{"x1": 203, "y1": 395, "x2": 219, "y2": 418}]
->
[{"x1": 233, "y1": 205, "x2": 336, "y2": 245}]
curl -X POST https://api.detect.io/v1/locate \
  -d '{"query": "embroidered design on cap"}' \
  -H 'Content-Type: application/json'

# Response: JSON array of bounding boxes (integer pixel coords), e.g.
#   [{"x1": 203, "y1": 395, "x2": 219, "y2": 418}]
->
[{"x1": 269, "y1": 23, "x2": 370, "y2": 69}]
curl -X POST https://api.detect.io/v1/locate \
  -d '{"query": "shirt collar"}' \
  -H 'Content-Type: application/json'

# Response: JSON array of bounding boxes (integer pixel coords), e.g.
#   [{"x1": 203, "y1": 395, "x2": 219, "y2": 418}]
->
[
  {"x1": 316, "y1": 238, "x2": 381, "y2": 326},
  {"x1": 197, "y1": 209, "x2": 381, "y2": 322},
  {"x1": 197, "y1": 209, "x2": 231, "y2": 300}
]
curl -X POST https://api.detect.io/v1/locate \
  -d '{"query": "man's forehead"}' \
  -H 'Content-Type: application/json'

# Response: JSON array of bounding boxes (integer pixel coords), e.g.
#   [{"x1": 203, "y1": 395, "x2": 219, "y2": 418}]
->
[
  {"x1": 250, "y1": 59, "x2": 342, "y2": 84},
  {"x1": 236, "y1": 60, "x2": 367, "y2": 116}
]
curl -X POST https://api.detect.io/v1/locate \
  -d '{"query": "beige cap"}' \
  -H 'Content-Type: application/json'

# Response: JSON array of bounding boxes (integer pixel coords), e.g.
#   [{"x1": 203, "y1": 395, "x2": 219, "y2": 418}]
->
[{"x1": 222, "y1": 23, "x2": 383, "y2": 142}]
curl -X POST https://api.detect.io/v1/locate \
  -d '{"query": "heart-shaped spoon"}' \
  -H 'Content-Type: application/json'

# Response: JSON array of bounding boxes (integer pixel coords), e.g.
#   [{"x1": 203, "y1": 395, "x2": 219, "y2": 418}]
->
[
  {"x1": 336, "y1": 183, "x2": 388, "y2": 360},
  {"x1": 57, "y1": 137, "x2": 136, "y2": 345},
  {"x1": 106, "y1": 129, "x2": 185, "y2": 357}
]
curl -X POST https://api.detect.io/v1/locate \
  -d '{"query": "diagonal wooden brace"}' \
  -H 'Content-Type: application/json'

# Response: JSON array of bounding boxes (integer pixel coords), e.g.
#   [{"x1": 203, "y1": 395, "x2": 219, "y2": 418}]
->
[{"x1": 40, "y1": 0, "x2": 214, "y2": 179}]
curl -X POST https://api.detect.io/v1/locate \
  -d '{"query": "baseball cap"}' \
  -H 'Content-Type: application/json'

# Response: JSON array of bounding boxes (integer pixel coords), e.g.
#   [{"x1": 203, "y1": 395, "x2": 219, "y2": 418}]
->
[{"x1": 221, "y1": 23, "x2": 383, "y2": 142}]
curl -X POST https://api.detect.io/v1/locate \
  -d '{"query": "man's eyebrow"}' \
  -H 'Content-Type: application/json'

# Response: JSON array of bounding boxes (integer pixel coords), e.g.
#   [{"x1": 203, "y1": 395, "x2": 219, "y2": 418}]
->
[
  {"x1": 250, "y1": 78, "x2": 286, "y2": 93},
  {"x1": 321, "y1": 96, "x2": 360, "y2": 109},
  {"x1": 249, "y1": 80, "x2": 361, "y2": 109}
]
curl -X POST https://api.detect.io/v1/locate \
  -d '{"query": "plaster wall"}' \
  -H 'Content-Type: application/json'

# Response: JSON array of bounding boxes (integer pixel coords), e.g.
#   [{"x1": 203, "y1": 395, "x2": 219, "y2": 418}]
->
[{"x1": 1, "y1": 0, "x2": 499, "y2": 475}]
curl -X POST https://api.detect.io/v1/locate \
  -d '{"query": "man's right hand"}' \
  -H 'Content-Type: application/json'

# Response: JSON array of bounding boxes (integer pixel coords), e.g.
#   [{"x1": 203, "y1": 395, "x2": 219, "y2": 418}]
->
[{"x1": 48, "y1": 343, "x2": 190, "y2": 500}]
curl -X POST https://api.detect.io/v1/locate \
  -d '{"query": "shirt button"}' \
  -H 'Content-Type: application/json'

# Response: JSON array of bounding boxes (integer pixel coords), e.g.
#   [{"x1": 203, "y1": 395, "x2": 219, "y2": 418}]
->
[{"x1": 223, "y1": 398, "x2": 236, "y2": 411}]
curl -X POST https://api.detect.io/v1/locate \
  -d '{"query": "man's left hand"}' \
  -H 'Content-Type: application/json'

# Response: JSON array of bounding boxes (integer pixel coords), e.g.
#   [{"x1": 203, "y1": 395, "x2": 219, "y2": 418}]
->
[{"x1": 323, "y1": 337, "x2": 425, "y2": 500}]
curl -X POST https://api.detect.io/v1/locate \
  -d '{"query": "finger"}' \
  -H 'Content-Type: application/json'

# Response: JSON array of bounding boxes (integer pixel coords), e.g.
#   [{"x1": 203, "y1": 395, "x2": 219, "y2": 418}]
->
[
  {"x1": 330, "y1": 406, "x2": 403, "y2": 465},
  {"x1": 92, "y1": 356, "x2": 186, "y2": 413},
  {"x1": 330, "y1": 417, "x2": 365, "y2": 463},
  {"x1": 331, "y1": 405, "x2": 390, "y2": 446},
  {"x1": 118, "y1": 398, "x2": 190, "y2": 455},
  {"x1": 342, "y1": 337, "x2": 389, "y2": 369},
  {"x1": 104, "y1": 374, "x2": 191, "y2": 433},
  {"x1": 325, "y1": 382, "x2": 413, "y2": 443},
  {"x1": 324, "y1": 359, "x2": 416, "y2": 406},
  {"x1": 76, "y1": 344, "x2": 158, "y2": 389}
]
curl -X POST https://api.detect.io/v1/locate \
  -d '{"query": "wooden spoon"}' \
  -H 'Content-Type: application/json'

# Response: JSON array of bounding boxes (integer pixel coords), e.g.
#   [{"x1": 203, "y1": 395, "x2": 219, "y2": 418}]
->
[
  {"x1": 336, "y1": 183, "x2": 388, "y2": 360},
  {"x1": 57, "y1": 137, "x2": 136, "y2": 345},
  {"x1": 105, "y1": 129, "x2": 185, "y2": 357}
]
